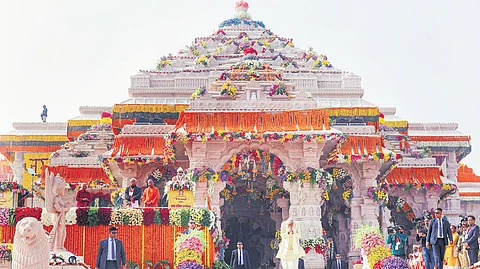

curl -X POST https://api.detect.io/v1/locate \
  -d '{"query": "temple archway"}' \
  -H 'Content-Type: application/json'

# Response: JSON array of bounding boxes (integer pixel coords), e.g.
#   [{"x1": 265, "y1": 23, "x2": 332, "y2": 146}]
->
[{"x1": 219, "y1": 148, "x2": 289, "y2": 269}]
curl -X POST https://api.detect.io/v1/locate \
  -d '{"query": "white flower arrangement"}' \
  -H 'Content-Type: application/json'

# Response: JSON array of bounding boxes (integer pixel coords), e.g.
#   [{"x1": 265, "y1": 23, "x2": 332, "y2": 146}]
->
[
  {"x1": 164, "y1": 179, "x2": 196, "y2": 194},
  {"x1": 169, "y1": 209, "x2": 182, "y2": 226},
  {"x1": 41, "y1": 209, "x2": 53, "y2": 226},
  {"x1": 111, "y1": 208, "x2": 143, "y2": 226},
  {"x1": 42, "y1": 207, "x2": 77, "y2": 226},
  {"x1": 190, "y1": 208, "x2": 204, "y2": 225},
  {"x1": 66, "y1": 207, "x2": 77, "y2": 225}
]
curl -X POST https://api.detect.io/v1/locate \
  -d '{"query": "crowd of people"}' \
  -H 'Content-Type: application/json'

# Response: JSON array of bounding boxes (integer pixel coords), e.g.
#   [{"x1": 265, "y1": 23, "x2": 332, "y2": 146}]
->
[{"x1": 385, "y1": 208, "x2": 479, "y2": 269}]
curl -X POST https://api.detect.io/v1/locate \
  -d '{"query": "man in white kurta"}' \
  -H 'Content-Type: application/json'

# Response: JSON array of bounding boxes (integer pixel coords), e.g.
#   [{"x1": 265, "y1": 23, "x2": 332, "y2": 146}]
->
[{"x1": 276, "y1": 218, "x2": 305, "y2": 269}]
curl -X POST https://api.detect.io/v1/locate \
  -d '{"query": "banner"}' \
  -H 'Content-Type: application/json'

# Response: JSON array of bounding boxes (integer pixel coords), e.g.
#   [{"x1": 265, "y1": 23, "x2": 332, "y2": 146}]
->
[
  {"x1": 0, "y1": 191, "x2": 13, "y2": 207},
  {"x1": 168, "y1": 190, "x2": 194, "y2": 208}
]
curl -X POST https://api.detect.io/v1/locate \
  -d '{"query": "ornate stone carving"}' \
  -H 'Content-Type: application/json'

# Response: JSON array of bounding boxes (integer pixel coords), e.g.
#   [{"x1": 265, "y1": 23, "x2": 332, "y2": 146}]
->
[
  {"x1": 45, "y1": 171, "x2": 70, "y2": 251},
  {"x1": 12, "y1": 217, "x2": 50, "y2": 269}
]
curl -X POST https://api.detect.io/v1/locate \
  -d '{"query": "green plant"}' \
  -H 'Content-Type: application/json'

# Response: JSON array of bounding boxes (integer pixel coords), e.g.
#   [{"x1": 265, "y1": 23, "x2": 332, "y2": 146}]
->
[
  {"x1": 212, "y1": 260, "x2": 231, "y2": 269},
  {"x1": 145, "y1": 259, "x2": 170, "y2": 269},
  {"x1": 127, "y1": 260, "x2": 140, "y2": 269}
]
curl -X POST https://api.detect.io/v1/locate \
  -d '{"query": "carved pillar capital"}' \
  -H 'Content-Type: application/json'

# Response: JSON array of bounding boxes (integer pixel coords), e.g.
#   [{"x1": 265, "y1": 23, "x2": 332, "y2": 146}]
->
[
  {"x1": 13, "y1": 152, "x2": 24, "y2": 185},
  {"x1": 276, "y1": 197, "x2": 290, "y2": 221}
]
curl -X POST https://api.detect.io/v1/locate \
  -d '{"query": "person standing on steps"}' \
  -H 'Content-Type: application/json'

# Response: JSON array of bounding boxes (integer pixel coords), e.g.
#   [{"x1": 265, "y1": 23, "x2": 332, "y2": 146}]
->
[
  {"x1": 230, "y1": 241, "x2": 252, "y2": 269},
  {"x1": 330, "y1": 253, "x2": 347, "y2": 269}
]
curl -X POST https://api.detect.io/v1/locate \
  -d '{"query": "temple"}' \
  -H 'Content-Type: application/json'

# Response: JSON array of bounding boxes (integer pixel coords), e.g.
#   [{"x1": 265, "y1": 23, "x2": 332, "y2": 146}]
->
[{"x1": 0, "y1": 1, "x2": 478, "y2": 268}]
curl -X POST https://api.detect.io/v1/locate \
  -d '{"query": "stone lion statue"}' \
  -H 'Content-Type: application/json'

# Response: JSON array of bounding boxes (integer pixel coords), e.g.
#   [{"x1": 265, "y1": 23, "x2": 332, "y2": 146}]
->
[{"x1": 12, "y1": 217, "x2": 50, "y2": 269}]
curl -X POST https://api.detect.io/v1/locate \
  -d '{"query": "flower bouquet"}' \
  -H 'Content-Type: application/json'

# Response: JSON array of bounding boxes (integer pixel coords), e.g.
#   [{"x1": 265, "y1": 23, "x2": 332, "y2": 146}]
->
[
  {"x1": 191, "y1": 86, "x2": 207, "y2": 100},
  {"x1": 268, "y1": 80, "x2": 290, "y2": 97},
  {"x1": 361, "y1": 233, "x2": 386, "y2": 256},
  {"x1": 110, "y1": 208, "x2": 143, "y2": 226},
  {"x1": 157, "y1": 56, "x2": 172, "y2": 70},
  {"x1": 0, "y1": 208, "x2": 11, "y2": 226},
  {"x1": 196, "y1": 55, "x2": 210, "y2": 66},
  {"x1": 220, "y1": 81, "x2": 238, "y2": 98},
  {"x1": 14, "y1": 207, "x2": 42, "y2": 224},
  {"x1": 380, "y1": 256, "x2": 408, "y2": 269},
  {"x1": 165, "y1": 179, "x2": 196, "y2": 192},
  {"x1": 0, "y1": 244, "x2": 12, "y2": 261},
  {"x1": 313, "y1": 54, "x2": 333, "y2": 68},
  {"x1": 367, "y1": 246, "x2": 391, "y2": 269},
  {"x1": 353, "y1": 224, "x2": 382, "y2": 249},
  {"x1": 175, "y1": 229, "x2": 206, "y2": 269}
]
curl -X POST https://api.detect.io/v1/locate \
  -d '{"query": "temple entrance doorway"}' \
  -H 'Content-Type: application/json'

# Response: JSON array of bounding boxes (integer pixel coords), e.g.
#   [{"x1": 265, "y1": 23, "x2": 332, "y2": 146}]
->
[
  {"x1": 322, "y1": 168, "x2": 352, "y2": 259},
  {"x1": 223, "y1": 214, "x2": 276, "y2": 269},
  {"x1": 219, "y1": 149, "x2": 289, "y2": 269}
]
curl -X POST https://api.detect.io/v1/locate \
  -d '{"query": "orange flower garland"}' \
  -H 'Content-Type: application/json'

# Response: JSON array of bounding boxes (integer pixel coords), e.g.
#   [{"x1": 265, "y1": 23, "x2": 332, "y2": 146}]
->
[
  {"x1": 175, "y1": 108, "x2": 330, "y2": 133},
  {"x1": 41, "y1": 166, "x2": 109, "y2": 184},
  {"x1": 385, "y1": 167, "x2": 441, "y2": 185},
  {"x1": 111, "y1": 136, "x2": 166, "y2": 157}
]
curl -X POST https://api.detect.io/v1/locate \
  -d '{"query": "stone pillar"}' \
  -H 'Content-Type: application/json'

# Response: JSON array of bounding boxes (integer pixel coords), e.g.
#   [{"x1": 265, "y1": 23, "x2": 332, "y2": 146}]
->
[
  {"x1": 446, "y1": 152, "x2": 460, "y2": 183},
  {"x1": 443, "y1": 151, "x2": 462, "y2": 224},
  {"x1": 442, "y1": 192, "x2": 463, "y2": 225},
  {"x1": 348, "y1": 162, "x2": 382, "y2": 267},
  {"x1": 276, "y1": 197, "x2": 290, "y2": 221},
  {"x1": 283, "y1": 181, "x2": 325, "y2": 269},
  {"x1": 194, "y1": 182, "x2": 209, "y2": 208},
  {"x1": 211, "y1": 181, "x2": 227, "y2": 237},
  {"x1": 425, "y1": 193, "x2": 439, "y2": 210},
  {"x1": 13, "y1": 152, "x2": 24, "y2": 185},
  {"x1": 381, "y1": 206, "x2": 392, "y2": 241}
]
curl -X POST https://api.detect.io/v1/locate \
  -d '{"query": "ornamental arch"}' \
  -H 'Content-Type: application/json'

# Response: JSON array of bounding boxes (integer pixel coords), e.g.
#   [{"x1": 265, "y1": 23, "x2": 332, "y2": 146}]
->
[{"x1": 218, "y1": 148, "x2": 290, "y2": 269}]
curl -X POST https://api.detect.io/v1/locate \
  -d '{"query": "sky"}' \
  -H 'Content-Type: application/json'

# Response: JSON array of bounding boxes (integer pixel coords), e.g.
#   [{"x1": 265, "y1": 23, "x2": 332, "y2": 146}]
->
[{"x1": 1, "y1": 1, "x2": 479, "y2": 170}]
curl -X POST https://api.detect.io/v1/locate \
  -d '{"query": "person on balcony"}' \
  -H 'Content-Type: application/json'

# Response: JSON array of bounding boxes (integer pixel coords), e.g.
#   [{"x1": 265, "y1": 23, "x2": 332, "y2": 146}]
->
[
  {"x1": 124, "y1": 178, "x2": 142, "y2": 208},
  {"x1": 75, "y1": 183, "x2": 91, "y2": 207},
  {"x1": 142, "y1": 179, "x2": 160, "y2": 207},
  {"x1": 41, "y1": 105, "x2": 48, "y2": 122}
]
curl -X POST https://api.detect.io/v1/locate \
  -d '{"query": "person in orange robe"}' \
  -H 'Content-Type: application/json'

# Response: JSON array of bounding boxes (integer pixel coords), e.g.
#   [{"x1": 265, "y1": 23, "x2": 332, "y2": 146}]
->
[{"x1": 142, "y1": 179, "x2": 160, "y2": 207}]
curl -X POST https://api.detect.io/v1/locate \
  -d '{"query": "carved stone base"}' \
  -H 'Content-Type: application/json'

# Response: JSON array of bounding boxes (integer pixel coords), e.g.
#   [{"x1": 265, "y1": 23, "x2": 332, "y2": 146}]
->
[{"x1": 302, "y1": 252, "x2": 325, "y2": 269}]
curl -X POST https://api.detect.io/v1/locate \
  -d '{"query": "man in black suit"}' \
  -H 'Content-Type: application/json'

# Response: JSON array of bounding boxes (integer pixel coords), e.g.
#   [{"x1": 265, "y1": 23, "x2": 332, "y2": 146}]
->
[
  {"x1": 230, "y1": 242, "x2": 252, "y2": 269},
  {"x1": 330, "y1": 253, "x2": 346, "y2": 269},
  {"x1": 464, "y1": 215, "x2": 479, "y2": 265},
  {"x1": 96, "y1": 226, "x2": 127, "y2": 269},
  {"x1": 426, "y1": 208, "x2": 452, "y2": 269},
  {"x1": 298, "y1": 258, "x2": 305, "y2": 269}
]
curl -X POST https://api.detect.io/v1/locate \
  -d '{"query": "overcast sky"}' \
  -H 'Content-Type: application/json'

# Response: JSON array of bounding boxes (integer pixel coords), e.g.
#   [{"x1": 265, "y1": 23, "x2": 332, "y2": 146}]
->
[{"x1": 1, "y1": 1, "x2": 479, "y2": 171}]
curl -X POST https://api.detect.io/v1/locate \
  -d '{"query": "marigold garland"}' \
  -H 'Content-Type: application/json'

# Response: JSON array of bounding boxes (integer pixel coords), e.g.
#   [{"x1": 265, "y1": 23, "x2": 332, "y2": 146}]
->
[{"x1": 174, "y1": 108, "x2": 331, "y2": 133}]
